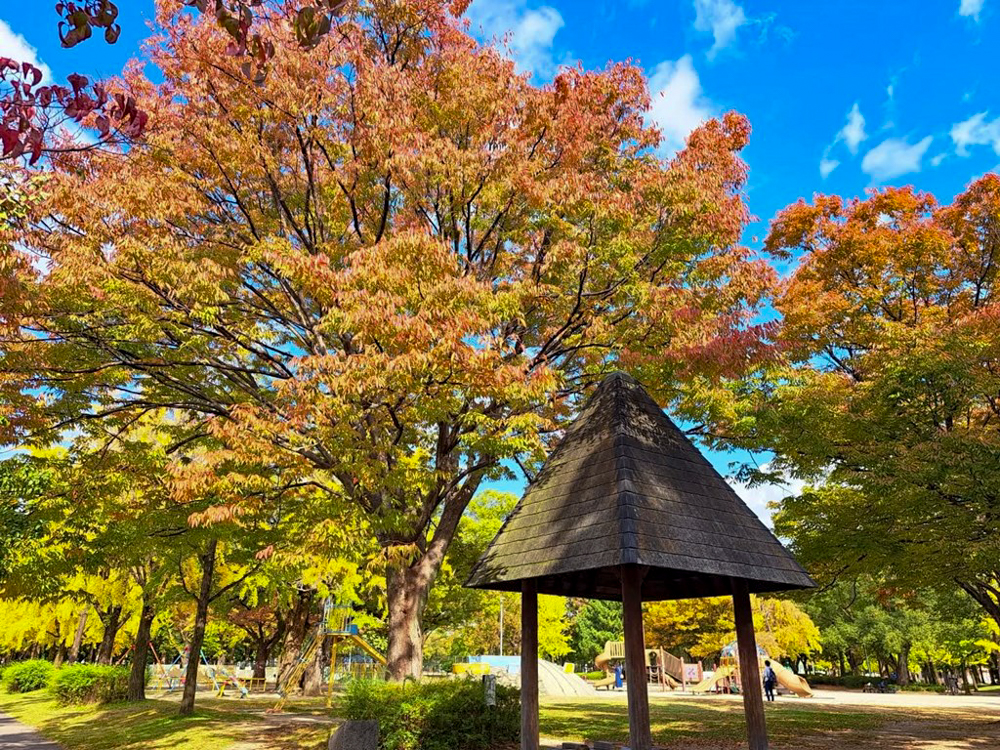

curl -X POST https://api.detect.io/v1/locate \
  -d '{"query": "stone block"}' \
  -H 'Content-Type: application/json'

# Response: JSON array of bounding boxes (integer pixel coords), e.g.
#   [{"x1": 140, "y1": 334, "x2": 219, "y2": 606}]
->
[{"x1": 329, "y1": 720, "x2": 378, "y2": 750}]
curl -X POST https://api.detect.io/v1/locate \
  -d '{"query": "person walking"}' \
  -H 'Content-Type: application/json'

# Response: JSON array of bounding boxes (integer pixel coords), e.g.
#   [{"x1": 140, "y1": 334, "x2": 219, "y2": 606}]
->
[{"x1": 763, "y1": 660, "x2": 777, "y2": 702}]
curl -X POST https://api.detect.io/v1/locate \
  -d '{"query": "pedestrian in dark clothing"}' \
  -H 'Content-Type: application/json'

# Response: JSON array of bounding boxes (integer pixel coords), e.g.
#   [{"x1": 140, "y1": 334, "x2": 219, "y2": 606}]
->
[{"x1": 763, "y1": 660, "x2": 777, "y2": 702}]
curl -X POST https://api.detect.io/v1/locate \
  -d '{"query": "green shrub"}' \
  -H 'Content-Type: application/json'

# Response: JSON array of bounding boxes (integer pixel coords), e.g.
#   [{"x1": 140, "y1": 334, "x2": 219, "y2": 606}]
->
[
  {"x1": 582, "y1": 670, "x2": 606, "y2": 681},
  {"x1": 3, "y1": 660, "x2": 55, "y2": 693},
  {"x1": 50, "y1": 664, "x2": 131, "y2": 704},
  {"x1": 344, "y1": 678, "x2": 519, "y2": 750}
]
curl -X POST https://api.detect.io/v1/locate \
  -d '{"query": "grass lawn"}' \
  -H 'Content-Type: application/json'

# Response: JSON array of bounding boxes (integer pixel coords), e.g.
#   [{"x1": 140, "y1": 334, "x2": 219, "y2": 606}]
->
[
  {"x1": 0, "y1": 692, "x2": 331, "y2": 750},
  {"x1": 541, "y1": 698, "x2": 881, "y2": 747},
  {"x1": 3, "y1": 690, "x2": 999, "y2": 749}
]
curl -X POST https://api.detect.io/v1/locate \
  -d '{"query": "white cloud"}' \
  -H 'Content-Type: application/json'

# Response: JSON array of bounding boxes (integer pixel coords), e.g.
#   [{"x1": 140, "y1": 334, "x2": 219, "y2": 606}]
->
[
  {"x1": 839, "y1": 102, "x2": 868, "y2": 154},
  {"x1": 959, "y1": 0, "x2": 985, "y2": 22},
  {"x1": 693, "y1": 0, "x2": 748, "y2": 59},
  {"x1": 0, "y1": 18, "x2": 52, "y2": 83},
  {"x1": 817, "y1": 103, "x2": 867, "y2": 178},
  {"x1": 861, "y1": 136, "x2": 933, "y2": 182},
  {"x1": 466, "y1": 0, "x2": 564, "y2": 78},
  {"x1": 647, "y1": 55, "x2": 716, "y2": 155},
  {"x1": 930, "y1": 152, "x2": 948, "y2": 167},
  {"x1": 730, "y1": 467, "x2": 806, "y2": 529},
  {"x1": 950, "y1": 112, "x2": 1000, "y2": 155}
]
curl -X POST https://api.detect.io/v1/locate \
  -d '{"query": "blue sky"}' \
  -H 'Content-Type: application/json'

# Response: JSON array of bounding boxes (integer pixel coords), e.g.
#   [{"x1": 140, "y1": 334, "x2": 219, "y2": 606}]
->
[{"x1": 3, "y1": 0, "x2": 999, "y2": 522}]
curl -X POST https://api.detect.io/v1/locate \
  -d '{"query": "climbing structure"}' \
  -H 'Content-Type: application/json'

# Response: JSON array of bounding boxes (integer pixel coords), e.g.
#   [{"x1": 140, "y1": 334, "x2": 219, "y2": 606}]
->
[
  {"x1": 271, "y1": 599, "x2": 386, "y2": 712},
  {"x1": 692, "y1": 641, "x2": 813, "y2": 698},
  {"x1": 592, "y1": 641, "x2": 700, "y2": 690}
]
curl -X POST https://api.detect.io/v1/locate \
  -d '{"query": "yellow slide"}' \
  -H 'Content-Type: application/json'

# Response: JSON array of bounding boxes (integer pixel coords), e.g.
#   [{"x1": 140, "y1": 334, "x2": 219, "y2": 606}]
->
[
  {"x1": 691, "y1": 665, "x2": 735, "y2": 693},
  {"x1": 770, "y1": 662, "x2": 812, "y2": 697},
  {"x1": 591, "y1": 644, "x2": 618, "y2": 689}
]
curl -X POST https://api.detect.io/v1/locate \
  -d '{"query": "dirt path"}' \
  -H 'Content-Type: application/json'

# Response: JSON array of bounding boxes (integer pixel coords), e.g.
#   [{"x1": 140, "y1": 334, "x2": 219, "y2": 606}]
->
[{"x1": 0, "y1": 712, "x2": 63, "y2": 750}]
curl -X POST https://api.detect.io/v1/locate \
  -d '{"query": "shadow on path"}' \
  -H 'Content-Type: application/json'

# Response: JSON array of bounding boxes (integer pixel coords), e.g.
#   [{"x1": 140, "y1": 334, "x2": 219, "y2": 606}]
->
[{"x1": 0, "y1": 712, "x2": 62, "y2": 750}]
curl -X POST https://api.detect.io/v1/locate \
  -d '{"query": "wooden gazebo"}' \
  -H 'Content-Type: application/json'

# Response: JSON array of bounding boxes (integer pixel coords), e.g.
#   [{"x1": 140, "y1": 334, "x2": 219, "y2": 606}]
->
[{"x1": 466, "y1": 373, "x2": 815, "y2": 750}]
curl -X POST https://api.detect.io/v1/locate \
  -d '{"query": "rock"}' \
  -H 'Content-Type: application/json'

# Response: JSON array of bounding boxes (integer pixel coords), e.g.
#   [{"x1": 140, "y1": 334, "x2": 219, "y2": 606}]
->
[
  {"x1": 329, "y1": 720, "x2": 378, "y2": 750},
  {"x1": 594, "y1": 742, "x2": 616, "y2": 750},
  {"x1": 561, "y1": 743, "x2": 589, "y2": 749}
]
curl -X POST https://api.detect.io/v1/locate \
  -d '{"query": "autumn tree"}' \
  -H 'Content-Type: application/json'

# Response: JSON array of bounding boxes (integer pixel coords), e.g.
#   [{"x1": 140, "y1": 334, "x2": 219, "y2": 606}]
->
[
  {"x1": 644, "y1": 596, "x2": 818, "y2": 663},
  {"x1": 723, "y1": 178, "x2": 1000, "y2": 631},
  {"x1": 0, "y1": 0, "x2": 772, "y2": 679}
]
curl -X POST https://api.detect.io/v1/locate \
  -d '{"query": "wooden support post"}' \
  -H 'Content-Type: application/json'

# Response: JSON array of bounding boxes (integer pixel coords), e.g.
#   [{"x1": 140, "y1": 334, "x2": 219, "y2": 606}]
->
[
  {"x1": 521, "y1": 580, "x2": 539, "y2": 750},
  {"x1": 621, "y1": 565, "x2": 652, "y2": 750},
  {"x1": 326, "y1": 637, "x2": 340, "y2": 708},
  {"x1": 732, "y1": 578, "x2": 768, "y2": 750}
]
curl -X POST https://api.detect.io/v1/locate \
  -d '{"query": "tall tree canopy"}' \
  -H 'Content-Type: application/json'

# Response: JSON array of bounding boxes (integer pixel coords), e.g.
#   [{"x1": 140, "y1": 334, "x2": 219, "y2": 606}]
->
[
  {"x1": 723, "y1": 177, "x2": 1000, "y2": 630},
  {"x1": 0, "y1": 0, "x2": 771, "y2": 678}
]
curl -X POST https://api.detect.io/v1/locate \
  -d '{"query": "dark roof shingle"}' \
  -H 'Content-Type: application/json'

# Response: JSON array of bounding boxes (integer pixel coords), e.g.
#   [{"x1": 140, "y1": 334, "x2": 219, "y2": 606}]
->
[{"x1": 466, "y1": 372, "x2": 815, "y2": 600}]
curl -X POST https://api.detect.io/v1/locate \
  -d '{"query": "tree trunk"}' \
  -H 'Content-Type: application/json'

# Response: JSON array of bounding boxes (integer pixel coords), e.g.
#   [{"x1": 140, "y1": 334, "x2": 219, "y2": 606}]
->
[
  {"x1": 180, "y1": 538, "x2": 217, "y2": 716},
  {"x1": 128, "y1": 598, "x2": 156, "y2": 702},
  {"x1": 69, "y1": 608, "x2": 88, "y2": 664},
  {"x1": 253, "y1": 640, "x2": 270, "y2": 680},
  {"x1": 896, "y1": 644, "x2": 910, "y2": 686},
  {"x1": 838, "y1": 650, "x2": 846, "y2": 678},
  {"x1": 96, "y1": 605, "x2": 124, "y2": 665},
  {"x1": 53, "y1": 642, "x2": 67, "y2": 668},
  {"x1": 382, "y1": 482, "x2": 481, "y2": 682},
  {"x1": 302, "y1": 635, "x2": 327, "y2": 697},
  {"x1": 276, "y1": 589, "x2": 315, "y2": 691},
  {"x1": 385, "y1": 565, "x2": 429, "y2": 681}
]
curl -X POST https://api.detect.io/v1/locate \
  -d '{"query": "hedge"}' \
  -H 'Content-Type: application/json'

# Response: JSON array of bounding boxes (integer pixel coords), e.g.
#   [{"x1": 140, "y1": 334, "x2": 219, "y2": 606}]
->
[
  {"x1": 50, "y1": 664, "x2": 131, "y2": 704},
  {"x1": 344, "y1": 678, "x2": 519, "y2": 750},
  {"x1": 3, "y1": 660, "x2": 55, "y2": 693}
]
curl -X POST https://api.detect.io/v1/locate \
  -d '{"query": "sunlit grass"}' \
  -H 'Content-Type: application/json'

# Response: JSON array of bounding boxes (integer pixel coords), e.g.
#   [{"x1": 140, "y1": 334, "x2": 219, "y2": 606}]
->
[
  {"x1": 540, "y1": 698, "x2": 882, "y2": 745},
  {"x1": 0, "y1": 692, "x2": 330, "y2": 750}
]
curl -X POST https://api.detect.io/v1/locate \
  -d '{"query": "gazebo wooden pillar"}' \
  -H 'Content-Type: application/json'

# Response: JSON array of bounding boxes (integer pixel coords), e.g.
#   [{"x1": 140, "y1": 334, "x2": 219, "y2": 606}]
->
[
  {"x1": 621, "y1": 565, "x2": 651, "y2": 750},
  {"x1": 467, "y1": 373, "x2": 815, "y2": 750},
  {"x1": 521, "y1": 580, "x2": 539, "y2": 750}
]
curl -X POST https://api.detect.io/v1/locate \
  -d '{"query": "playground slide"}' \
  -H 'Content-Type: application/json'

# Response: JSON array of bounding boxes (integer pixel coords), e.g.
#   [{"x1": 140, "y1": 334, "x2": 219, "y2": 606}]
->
[
  {"x1": 691, "y1": 665, "x2": 735, "y2": 693},
  {"x1": 770, "y1": 662, "x2": 813, "y2": 698},
  {"x1": 590, "y1": 674, "x2": 616, "y2": 689},
  {"x1": 345, "y1": 634, "x2": 387, "y2": 666}
]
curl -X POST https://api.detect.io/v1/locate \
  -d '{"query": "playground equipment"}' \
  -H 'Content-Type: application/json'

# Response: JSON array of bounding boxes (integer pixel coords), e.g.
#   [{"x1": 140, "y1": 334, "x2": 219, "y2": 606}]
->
[
  {"x1": 692, "y1": 642, "x2": 813, "y2": 698},
  {"x1": 271, "y1": 600, "x2": 386, "y2": 711},
  {"x1": 592, "y1": 641, "x2": 698, "y2": 691},
  {"x1": 214, "y1": 665, "x2": 249, "y2": 698}
]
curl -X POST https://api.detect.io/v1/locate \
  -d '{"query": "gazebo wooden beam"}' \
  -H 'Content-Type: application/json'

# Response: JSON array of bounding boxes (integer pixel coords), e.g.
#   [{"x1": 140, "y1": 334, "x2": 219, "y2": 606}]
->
[
  {"x1": 621, "y1": 565, "x2": 651, "y2": 750},
  {"x1": 521, "y1": 579, "x2": 539, "y2": 750},
  {"x1": 732, "y1": 578, "x2": 768, "y2": 750}
]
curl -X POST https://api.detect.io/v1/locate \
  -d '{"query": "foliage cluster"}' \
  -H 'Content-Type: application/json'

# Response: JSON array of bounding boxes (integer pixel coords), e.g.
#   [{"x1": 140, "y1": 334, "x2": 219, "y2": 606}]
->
[
  {"x1": 2, "y1": 660, "x2": 54, "y2": 693},
  {"x1": 49, "y1": 664, "x2": 131, "y2": 705},
  {"x1": 343, "y1": 678, "x2": 519, "y2": 750}
]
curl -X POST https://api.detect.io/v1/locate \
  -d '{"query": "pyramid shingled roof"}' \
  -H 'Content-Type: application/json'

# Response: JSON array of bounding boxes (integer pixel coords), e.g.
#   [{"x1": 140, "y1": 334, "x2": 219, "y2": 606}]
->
[{"x1": 466, "y1": 372, "x2": 815, "y2": 600}]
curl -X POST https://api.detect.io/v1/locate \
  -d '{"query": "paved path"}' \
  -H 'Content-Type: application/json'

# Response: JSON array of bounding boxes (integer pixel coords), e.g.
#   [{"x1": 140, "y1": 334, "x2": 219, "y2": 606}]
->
[{"x1": 0, "y1": 713, "x2": 61, "y2": 749}]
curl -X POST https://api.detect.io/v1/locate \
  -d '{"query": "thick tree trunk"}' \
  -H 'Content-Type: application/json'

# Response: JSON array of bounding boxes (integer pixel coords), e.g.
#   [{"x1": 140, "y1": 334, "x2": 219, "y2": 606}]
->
[
  {"x1": 96, "y1": 605, "x2": 124, "y2": 665},
  {"x1": 896, "y1": 644, "x2": 910, "y2": 686},
  {"x1": 128, "y1": 599, "x2": 156, "y2": 702},
  {"x1": 302, "y1": 635, "x2": 327, "y2": 696},
  {"x1": 381, "y1": 478, "x2": 484, "y2": 682},
  {"x1": 68, "y1": 607, "x2": 89, "y2": 664},
  {"x1": 276, "y1": 589, "x2": 314, "y2": 691},
  {"x1": 180, "y1": 538, "x2": 217, "y2": 716},
  {"x1": 385, "y1": 566, "x2": 429, "y2": 681},
  {"x1": 53, "y1": 643, "x2": 67, "y2": 668}
]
